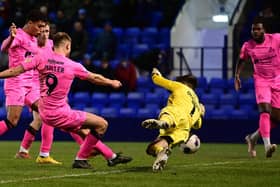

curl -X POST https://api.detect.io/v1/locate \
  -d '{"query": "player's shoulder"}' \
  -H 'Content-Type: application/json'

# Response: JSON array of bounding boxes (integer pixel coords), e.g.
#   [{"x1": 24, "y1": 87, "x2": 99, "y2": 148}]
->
[{"x1": 268, "y1": 33, "x2": 280, "y2": 40}]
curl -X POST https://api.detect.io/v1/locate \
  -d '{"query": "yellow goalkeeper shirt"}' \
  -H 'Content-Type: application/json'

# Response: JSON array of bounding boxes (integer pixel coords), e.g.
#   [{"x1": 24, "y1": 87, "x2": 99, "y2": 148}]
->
[{"x1": 152, "y1": 74, "x2": 202, "y2": 130}]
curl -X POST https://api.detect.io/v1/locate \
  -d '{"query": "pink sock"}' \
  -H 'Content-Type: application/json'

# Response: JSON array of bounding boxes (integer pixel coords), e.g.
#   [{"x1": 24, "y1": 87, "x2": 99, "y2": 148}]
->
[
  {"x1": 70, "y1": 132, "x2": 84, "y2": 145},
  {"x1": 77, "y1": 133, "x2": 99, "y2": 159},
  {"x1": 94, "y1": 140, "x2": 114, "y2": 160},
  {"x1": 21, "y1": 128, "x2": 36, "y2": 150},
  {"x1": 40, "y1": 123, "x2": 54, "y2": 153},
  {"x1": 259, "y1": 113, "x2": 270, "y2": 138},
  {"x1": 0, "y1": 120, "x2": 8, "y2": 135}
]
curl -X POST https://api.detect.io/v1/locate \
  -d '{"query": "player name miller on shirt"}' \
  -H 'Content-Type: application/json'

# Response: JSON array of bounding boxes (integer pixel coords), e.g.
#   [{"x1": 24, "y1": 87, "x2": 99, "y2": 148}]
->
[{"x1": 45, "y1": 59, "x2": 65, "y2": 73}]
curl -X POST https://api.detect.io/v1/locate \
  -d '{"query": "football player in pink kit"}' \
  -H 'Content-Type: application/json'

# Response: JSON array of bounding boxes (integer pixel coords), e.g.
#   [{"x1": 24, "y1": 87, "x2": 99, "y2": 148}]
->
[
  {"x1": 14, "y1": 23, "x2": 64, "y2": 164},
  {"x1": 235, "y1": 17, "x2": 280, "y2": 158},
  {"x1": 0, "y1": 32, "x2": 132, "y2": 169},
  {"x1": 0, "y1": 11, "x2": 62, "y2": 164}
]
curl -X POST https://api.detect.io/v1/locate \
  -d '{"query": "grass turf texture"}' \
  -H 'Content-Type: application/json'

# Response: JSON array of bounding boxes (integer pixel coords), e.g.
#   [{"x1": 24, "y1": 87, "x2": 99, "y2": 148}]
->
[{"x1": 0, "y1": 141, "x2": 279, "y2": 187}]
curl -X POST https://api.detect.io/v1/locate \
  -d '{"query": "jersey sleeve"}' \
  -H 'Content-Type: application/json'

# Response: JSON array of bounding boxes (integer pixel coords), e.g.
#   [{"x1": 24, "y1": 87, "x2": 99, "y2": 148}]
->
[
  {"x1": 239, "y1": 42, "x2": 249, "y2": 60},
  {"x1": 73, "y1": 62, "x2": 89, "y2": 80},
  {"x1": 152, "y1": 73, "x2": 182, "y2": 92},
  {"x1": 21, "y1": 53, "x2": 40, "y2": 71}
]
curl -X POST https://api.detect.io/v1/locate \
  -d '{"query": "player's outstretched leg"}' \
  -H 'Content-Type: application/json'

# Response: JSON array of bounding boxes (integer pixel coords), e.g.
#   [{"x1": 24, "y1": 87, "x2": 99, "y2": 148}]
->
[
  {"x1": 266, "y1": 144, "x2": 277, "y2": 158},
  {"x1": 245, "y1": 134, "x2": 257, "y2": 158},
  {"x1": 152, "y1": 147, "x2": 170, "y2": 172}
]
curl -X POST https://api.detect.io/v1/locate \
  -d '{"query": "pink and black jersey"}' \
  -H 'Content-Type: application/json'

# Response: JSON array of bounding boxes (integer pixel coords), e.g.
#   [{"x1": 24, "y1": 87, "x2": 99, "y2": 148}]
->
[
  {"x1": 22, "y1": 50, "x2": 89, "y2": 111},
  {"x1": 240, "y1": 33, "x2": 280, "y2": 79},
  {"x1": 5, "y1": 28, "x2": 39, "y2": 88},
  {"x1": 32, "y1": 39, "x2": 53, "y2": 85}
]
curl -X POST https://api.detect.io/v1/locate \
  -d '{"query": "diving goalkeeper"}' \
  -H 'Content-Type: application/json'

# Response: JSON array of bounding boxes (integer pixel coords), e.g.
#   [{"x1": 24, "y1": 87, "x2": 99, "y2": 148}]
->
[{"x1": 141, "y1": 68, "x2": 205, "y2": 172}]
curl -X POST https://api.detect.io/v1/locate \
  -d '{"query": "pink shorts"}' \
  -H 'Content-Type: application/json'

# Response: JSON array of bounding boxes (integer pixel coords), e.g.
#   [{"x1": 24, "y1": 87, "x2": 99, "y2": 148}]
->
[
  {"x1": 4, "y1": 83, "x2": 39, "y2": 107},
  {"x1": 254, "y1": 76, "x2": 280, "y2": 108},
  {"x1": 39, "y1": 104, "x2": 87, "y2": 133}
]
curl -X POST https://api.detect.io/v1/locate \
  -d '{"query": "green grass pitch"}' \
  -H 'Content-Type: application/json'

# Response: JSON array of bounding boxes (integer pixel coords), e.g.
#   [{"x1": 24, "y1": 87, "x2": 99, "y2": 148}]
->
[{"x1": 0, "y1": 141, "x2": 279, "y2": 187}]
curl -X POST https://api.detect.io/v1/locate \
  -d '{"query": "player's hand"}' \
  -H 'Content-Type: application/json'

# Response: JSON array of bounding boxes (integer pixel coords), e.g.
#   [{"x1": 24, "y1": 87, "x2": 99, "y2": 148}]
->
[
  {"x1": 234, "y1": 75, "x2": 241, "y2": 91},
  {"x1": 9, "y1": 23, "x2": 16, "y2": 38},
  {"x1": 199, "y1": 103, "x2": 205, "y2": 117},
  {"x1": 152, "y1": 68, "x2": 161, "y2": 76},
  {"x1": 111, "y1": 80, "x2": 122, "y2": 89}
]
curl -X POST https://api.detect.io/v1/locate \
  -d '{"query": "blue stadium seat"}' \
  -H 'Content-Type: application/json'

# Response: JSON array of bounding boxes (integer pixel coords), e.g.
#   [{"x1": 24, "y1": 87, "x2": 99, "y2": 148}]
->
[
  {"x1": 0, "y1": 88, "x2": 5, "y2": 107},
  {"x1": 116, "y1": 43, "x2": 131, "y2": 59},
  {"x1": 132, "y1": 44, "x2": 149, "y2": 57},
  {"x1": 136, "y1": 76, "x2": 154, "y2": 93},
  {"x1": 21, "y1": 106, "x2": 32, "y2": 119},
  {"x1": 0, "y1": 106, "x2": 6, "y2": 119},
  {"x1": 126, "y1": 92, "x2": 145, "y2": 108},
  {"x1": 100, "y1": 107, "x2": 119, "y2": 118},
  {"x1": 144, "y1": 92, "x2": 161, "y2": 108},
  {"x1": 208, "y1": 108, "x2": 229, "y2": 119},
  {"x1": 108, "y1": 93, "x2": 126, "y2": 109},
  {"x1": 220, "y1": 92, "x2": 239, "y2": 107},
  {"x1": 137, "y1": 107, "x2": 158, "y2": 118},
  {"x1": 119, "y1": 107, "x2": 137, "y2": 118},
  {"x1": 72, "y1": 92, "x2": 91, "y2": 107},
  {"x1": 140, "y1": 27, "x2": 158, "y2": 46},
  {"x1": 151, "y1": 43, "x2": 168, "y2": 50},
  {"x1": 242, "y1": 77, "x2": 254, "y2": 93},
  {"x1": 228, "y1": 108, "x2": 249, "y2": 119},
  {"x1": 158, "y1": 28, "x2": 170, "y2": 45},
  {"x1": 91, "y1": 93, "x2": 108, "y2": 108},
  {"x1": 239, "y1": 92, "x2": 256, "y2": 105},
  {"x1": 226, "y1": 78, "x2": 235, "y2": 93},
  {"x1": 112, "y1": 27, "x2": 124, "y2": 43},
  {"x1": 145, "y1": 103, "x2": 160, "y2": 111},
  {"x1": 92, "y1": 60, "x2": 101, "y2": 67},
  {"x1": 197, "y1": 77, "x2": 208, "y2": 91},
  {"x1": 208, "y1": 77, "x2": 227, "y2": 93},
  {"x1": 123, "y1": 27, "x2": 140, "y2": 45},
  {"x1": 200, "y1": 93, "x2": 219, "y2": 107},
  {"x1": 88, "y1": 27, "x2": 102, "y2": 38},
  {"x1": 72, "y1": 103, "x2": 86, "y2": 110},
  {"x1": 110, "y1": 59, "x2": 119, "y2": 69},
  {"x1": 84, "y1": 107, "x2": 100, "y2": 115},
  {"x1": 0, "y1": 79, "x2": 4, "y2": 88}
]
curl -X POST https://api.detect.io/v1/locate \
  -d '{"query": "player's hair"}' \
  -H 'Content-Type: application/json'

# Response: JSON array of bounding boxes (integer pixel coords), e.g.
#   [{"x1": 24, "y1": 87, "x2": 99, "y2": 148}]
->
[
  {"x1": 252, "y1": 16, "x2": 267, "y2": 29},
  {"x1": 26, "y1": 9, "x2": 48, "y2": 23},
  {"x1": 175, "y1": 74, "x2": 198, "y2": 89},
  {"x1": 53, "y1": 32, "x2": 71, "y2": 48}
]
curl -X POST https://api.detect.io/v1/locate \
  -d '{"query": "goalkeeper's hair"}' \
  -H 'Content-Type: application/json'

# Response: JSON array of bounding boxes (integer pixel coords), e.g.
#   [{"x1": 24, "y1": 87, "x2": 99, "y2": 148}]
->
[{"x1": 175, "y1": 74, "x2": 198, "y2": 89}]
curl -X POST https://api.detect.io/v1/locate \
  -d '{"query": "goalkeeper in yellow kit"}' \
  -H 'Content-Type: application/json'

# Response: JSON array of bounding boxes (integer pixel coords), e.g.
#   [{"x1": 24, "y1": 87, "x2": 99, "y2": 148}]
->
[{"x1": 141, "y1": 68, "x2": 205, "y2": 172}]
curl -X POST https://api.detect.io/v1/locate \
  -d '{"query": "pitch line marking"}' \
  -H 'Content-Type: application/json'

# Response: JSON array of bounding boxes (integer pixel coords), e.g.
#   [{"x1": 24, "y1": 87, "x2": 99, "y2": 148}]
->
[{"x1": 0, "y1": 160, "x2": 277, "y2": 184}]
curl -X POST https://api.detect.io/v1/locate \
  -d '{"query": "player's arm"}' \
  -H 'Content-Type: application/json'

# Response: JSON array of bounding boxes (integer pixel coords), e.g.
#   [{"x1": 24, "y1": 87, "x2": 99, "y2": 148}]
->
[
  {"x1": 234, "y1": 58, "x2": 245, "y2": 91},
  {"x1": 0, "y1": 65, "x2": 25, "y2": 78},
  {"x1": 1, "y1": 23, "x2": 16, "y2": 53},
  {"x1": 151, "y1": 68, "x2": 180, "y2": 91},
  {"x1": 87, "y1": 72, "x2": 122, "y2": 89}
]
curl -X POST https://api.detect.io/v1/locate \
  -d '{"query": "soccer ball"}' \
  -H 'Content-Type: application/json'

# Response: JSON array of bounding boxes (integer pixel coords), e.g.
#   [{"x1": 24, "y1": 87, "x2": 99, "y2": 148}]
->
[{"x1": 179, "y1": 134, "x2": 200, "y2": 154}]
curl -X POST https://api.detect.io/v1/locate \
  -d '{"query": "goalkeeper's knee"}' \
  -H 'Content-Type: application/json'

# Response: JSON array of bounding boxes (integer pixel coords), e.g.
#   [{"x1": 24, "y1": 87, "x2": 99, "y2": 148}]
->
[{"x1": 146, "y1": 144, "x2": 164, "y2": 157}]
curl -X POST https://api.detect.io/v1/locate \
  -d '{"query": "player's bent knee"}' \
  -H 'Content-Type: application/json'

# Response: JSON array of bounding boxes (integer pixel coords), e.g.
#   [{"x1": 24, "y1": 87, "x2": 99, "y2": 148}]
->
[
  {"x1": 146, "y1": 144, "x2": 157, "y2": 156},
  {"x1": 5, "y1": 118, "x2": 18, "y2": 128}
]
